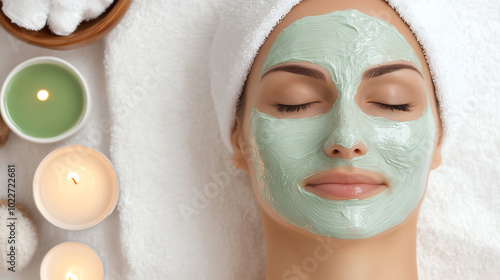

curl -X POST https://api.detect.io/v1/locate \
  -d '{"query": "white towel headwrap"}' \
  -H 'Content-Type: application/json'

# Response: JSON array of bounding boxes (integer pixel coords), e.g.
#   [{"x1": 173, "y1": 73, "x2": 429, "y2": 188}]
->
[{"x1": 210, "y1": 0, "x2": 464, "y2": 153}]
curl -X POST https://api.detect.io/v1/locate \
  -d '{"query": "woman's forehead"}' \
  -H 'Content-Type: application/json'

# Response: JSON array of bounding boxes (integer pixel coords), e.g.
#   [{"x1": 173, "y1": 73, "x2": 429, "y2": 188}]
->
[
  {"x1": 250, "y1": 0, "x2": 427, "y2": 76},
  {"x1": 260, "y1": 10, "x2": 422, "y2": 80}
]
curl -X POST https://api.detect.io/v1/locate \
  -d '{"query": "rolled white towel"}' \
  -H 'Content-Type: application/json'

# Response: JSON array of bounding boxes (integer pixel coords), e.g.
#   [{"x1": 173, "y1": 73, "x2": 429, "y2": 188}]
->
[
  {"x1": 1, "y1": 0, "x2": 50, "y2": 31},
  {"x1": 83, "y1": 0, "x2": 114, "y2": 21},
  {"x1": 47, "y1": 0, "x2": 87, "y2": 36},
  {"x1": 47, "y1": 0, "x2": 114, "y2": 36}
]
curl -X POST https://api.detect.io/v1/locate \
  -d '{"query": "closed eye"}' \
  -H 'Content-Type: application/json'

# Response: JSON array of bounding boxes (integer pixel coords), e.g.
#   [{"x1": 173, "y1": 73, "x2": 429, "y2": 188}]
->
[
  {"x1": 275, "y1": 102, "x2": 318, "y2": 113},
  {"x1": 372, "y1": 102, "x2": 412, "y2": 112}
]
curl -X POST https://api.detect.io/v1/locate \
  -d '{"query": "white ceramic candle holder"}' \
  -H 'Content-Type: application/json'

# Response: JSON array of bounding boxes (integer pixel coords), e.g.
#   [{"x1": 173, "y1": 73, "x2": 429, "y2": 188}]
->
[
  {"x1": 40, "y1": 242, "x2": 104, "y2": 280},
  {"x1": 0, "y1": 56, "x2": 90, "y2": 143},
  {"x1": 33, "y1": 145, "x2": 119, "y2": 230}
]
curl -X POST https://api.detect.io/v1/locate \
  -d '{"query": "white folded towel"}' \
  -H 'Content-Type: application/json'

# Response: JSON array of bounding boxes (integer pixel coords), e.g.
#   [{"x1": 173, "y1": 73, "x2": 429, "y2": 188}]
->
[
  {"x1": 2, "y1": 0, "x2": 114, "y2": 36},
  {"x1": 1, "y1": 0, "x2": 50, "y2": 31}
]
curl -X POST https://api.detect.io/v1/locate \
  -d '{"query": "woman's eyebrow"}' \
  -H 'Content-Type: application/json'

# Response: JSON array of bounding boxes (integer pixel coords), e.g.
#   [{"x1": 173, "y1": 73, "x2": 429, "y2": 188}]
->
[
  {"x1": 261, "y1": 64, "x2": 327, "y2": 81},
  {"x1": 362, "y1": 63, "x2": 422, "y2": 80}
]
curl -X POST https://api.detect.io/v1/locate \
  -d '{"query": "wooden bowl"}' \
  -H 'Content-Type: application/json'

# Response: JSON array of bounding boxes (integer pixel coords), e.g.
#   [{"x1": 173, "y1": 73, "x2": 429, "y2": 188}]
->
[{"x1": 0, "y1": 0, "x2": 132, "y2": 50}]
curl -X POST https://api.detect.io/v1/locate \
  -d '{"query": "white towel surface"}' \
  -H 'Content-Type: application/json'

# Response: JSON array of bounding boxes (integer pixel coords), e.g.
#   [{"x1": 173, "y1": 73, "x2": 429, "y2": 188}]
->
[
  {"x1": 102, "y1": 0, "x2": 500, "y2": 279},
  {"x1": 103, "y1": 1, "x2": 264, "y2": 278}
]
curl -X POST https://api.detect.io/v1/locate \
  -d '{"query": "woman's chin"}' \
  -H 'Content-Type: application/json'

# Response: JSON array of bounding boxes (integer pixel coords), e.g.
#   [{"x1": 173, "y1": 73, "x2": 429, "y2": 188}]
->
[{"x1": 257, "y1": 195, "x2": 424, "y2": 243}]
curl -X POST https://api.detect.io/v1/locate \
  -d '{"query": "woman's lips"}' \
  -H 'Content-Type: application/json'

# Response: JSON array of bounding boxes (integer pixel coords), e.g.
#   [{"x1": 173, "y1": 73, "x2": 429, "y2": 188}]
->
[
  {"x1": 304, "y1": 183, "x2": 386, "y2": 200},
  {"x1": 303, "y1": 169, "x2": 388, "y2": 200}
]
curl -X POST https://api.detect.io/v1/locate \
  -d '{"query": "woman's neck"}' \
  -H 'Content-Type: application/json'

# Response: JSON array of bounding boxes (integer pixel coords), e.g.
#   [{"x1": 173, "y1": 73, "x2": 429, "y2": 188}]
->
[{"x1": 261, "y1": 209, "x2": 419, "y2": 280}]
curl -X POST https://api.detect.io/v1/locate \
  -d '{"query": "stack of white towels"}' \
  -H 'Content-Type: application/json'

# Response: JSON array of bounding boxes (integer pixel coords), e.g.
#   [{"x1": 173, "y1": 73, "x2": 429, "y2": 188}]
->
[{"x1": 2, "y1": 0, "x2": 114, "y2": 36}]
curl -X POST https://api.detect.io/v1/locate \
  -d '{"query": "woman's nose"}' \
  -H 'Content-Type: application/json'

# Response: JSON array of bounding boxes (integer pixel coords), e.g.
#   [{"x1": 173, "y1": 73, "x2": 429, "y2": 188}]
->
[
  {"x1": 324, "y1": 142, "x2": 367, "y2": 159},
  {"x1": 322, "y1": 102, "x2": 367, "y2": 159}
]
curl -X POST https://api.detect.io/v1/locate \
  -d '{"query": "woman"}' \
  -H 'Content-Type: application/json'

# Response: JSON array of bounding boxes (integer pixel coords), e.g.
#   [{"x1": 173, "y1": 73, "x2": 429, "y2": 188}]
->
[{"x1": 211, "y1": 0, "x2": 443, "y2": 279}]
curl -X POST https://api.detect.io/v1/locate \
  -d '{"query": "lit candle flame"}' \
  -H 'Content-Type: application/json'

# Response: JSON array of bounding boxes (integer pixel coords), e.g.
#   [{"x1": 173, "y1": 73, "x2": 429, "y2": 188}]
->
[
  {"x1": 37, "y1": 90, "x2": 49, "y2": 101},
  {"x1": 66, "y1": 272, "x2": 78, "y2": 280},
  {"x1": 68, "y1": 172, "x2": 79, "y2": 185}
]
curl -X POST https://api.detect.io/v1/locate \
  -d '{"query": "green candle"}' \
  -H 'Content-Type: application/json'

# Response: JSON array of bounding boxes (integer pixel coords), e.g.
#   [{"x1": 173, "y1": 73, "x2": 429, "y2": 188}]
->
[{"x1": 3, "y1": 63, "x2": 85, "y2": 139}]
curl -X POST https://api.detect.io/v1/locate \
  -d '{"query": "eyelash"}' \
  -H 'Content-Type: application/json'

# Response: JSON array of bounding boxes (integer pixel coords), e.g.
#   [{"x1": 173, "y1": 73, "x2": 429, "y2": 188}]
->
[
  {"x1": 274, "y1": 102, "x2": 412, "y2": 113},
  {"x1": 372, "y1": 102, "x2": 412, "y2": 112},
  {"x1": 275, "y1": 102, "x2": 315, "y2": 113}
]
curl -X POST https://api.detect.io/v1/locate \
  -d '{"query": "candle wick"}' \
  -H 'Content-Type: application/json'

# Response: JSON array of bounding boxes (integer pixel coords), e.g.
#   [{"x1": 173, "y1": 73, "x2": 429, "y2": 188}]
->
[{"x1": 72, "y1": 177, "x2": 77, "y2": 185}]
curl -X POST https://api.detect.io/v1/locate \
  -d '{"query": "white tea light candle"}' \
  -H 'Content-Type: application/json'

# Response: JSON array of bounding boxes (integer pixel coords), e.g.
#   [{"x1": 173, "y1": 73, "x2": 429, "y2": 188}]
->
[
  {"x1": 40, "y1": 242, "x2": 103, "y2": 280},
  {"x1": 33, "y1": 145, "x2": 119, "y2": 230}
]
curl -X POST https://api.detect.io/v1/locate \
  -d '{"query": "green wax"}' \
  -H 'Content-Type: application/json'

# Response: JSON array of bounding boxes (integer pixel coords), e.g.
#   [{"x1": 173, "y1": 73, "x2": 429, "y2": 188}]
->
[{"x1": 4, "y1": 63, "x2": 85, "y2": 138}]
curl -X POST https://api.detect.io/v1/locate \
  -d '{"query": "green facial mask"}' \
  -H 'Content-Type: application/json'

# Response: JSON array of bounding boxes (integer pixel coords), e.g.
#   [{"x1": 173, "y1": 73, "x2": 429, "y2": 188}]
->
[{"x1": 249, "y1": 10, "x2": 436, "y2": 239}]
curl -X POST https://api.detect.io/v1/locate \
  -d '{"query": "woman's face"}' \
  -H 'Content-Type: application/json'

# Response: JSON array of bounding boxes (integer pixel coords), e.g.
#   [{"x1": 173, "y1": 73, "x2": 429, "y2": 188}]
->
[{"x1": 231, "y1": 0, "x2": 442, "y2": 240}]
